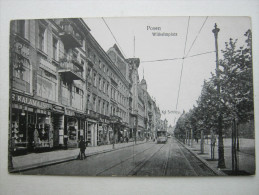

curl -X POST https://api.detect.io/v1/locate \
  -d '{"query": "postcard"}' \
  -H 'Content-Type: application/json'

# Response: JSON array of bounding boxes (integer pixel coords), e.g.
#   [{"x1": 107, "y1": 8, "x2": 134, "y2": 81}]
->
[{"x1": 8, "y1": 16, "x2": 254, "y2": 176}]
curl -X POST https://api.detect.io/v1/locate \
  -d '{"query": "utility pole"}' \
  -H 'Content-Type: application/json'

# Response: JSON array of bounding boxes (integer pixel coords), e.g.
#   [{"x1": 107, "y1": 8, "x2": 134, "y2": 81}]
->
[{"x1": 212, "y1": 23, "x2": 226, "y2": 168}]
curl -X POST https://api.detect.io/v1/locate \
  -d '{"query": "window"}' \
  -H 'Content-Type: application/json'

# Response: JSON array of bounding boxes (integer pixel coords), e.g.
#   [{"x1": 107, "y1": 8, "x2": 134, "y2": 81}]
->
[
  {"x1": 37, "y1": 69, "x2": 57, "y2": 102},
  {"x1": 17, "y1": 20, "x2": 25, "y2": 37},
  {"x1": 93, "y1": 96, "x2": 96, "y2": 112},
  {"x1": 38, "y1": 25, "x2": 46, "y2": 52},
  {"x1": 104, "y1": 65, "x2": 106, "y2": 72},
  {"x1": 93, "y1": 54, "x2": 96, "y2": 63},
  {"x1": 82, "y1": 40, "x2": 85, "y2": 51},
  {"x1": 99, "y1": 60, "x2": 101, "y2": 68},
  {"x1": 52, "y1": 37, "x2": 58, "y2": 60},
  {"x1": 98, "y1": 99, "x2": 101, "y2": 113},
  {"x1": 93, "y1": 73, "x2": 97, "y2": 87},
  {"x1": 106, "y1": 104, "x2": 109, "y2": 115},
  {"x1": 12, "y1": 55, "x2": 31, "y2": 93},
  {"x1": 72, "y1": 86, "x2": 83, "y2": 110},
  {"x1": 103, "y1": 81, "x2": 105, "y2": 93},
  {"x1": 87, "y1": 94, "x2": 91, "y2": 109},
  {"x1": 107, "y1": 84, "x2": 109, "y2": 96},
  {"x1": 87, "y1": 48, "x2": 91, "y2": 58},
  {"x1": 99, "y1": 77, "x2": 102, "y2": 90}
]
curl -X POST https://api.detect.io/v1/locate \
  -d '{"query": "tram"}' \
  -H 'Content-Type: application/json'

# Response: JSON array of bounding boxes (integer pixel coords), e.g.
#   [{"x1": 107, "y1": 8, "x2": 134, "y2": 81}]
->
[{"x1": 156, "y1": 130, "x2": 167, "y2": 144}]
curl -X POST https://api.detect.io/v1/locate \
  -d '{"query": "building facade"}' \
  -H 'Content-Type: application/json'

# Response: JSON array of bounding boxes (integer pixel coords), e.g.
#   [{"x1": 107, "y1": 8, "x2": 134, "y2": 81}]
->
[{"x1": 9, "y1": 18, "x2": 162, "y2": 153}]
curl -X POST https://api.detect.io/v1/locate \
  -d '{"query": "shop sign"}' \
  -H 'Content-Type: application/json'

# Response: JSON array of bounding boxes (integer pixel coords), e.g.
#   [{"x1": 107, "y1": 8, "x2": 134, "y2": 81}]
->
[{"x1": 12, "y1": 93, "x2": 52, "y2": 109}]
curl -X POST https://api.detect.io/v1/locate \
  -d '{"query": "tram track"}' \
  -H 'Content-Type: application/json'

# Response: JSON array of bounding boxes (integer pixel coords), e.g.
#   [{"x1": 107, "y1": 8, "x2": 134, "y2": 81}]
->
[
  {"x1": 128, "y1": 143, "x2": 167, "y2": 176},
  {"x1": 96, "y1": 143, "x2": 157, "y2": 176}
]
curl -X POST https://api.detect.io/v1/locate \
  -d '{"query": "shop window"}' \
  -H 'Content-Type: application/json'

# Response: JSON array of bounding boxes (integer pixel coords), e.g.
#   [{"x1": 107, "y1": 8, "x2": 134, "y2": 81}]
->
[
  {"x1": 35, "y1": 114, "x2": 51, "y2": 148},
  {"x1": 87, "y1": 123, "x2": 92, "y2": 144},
  {"x1": 11, "y1": 109, "x2": 27, "y2": 150},
  {"x1": 67, "y1": 118, "x2": 77, "y2": 141}
]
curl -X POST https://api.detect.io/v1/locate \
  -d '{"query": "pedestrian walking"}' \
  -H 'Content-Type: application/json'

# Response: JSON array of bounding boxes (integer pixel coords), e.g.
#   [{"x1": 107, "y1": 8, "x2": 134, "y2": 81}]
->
[{"x1": 79, "y1": 137, "x2": 86, "y2": 160}]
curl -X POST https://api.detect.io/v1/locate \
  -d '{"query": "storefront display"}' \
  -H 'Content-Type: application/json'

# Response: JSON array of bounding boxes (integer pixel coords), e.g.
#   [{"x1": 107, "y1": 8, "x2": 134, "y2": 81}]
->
[{"x1": 11, "y1": 109, "x2": 27, "y2": 151}]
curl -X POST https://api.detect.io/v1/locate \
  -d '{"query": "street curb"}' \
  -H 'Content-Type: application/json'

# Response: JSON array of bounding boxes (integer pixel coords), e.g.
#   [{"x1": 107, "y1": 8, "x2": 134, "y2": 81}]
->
[
  {"x1": 9, "y1": 141, "x2": 147, "y2": 173},
  {"x1": 176, "y1": 139, "x2": 227, "y2": 176}
]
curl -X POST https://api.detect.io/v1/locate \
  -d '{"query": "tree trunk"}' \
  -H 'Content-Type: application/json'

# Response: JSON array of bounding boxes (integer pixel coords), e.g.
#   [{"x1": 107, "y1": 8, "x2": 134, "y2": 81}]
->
[
  {"x1": 217, "y1": 115, "x2": 226, "y2": 168},
  {"x1": 201, "y1": 130, "x2": 204, "y2": 154},
  {"x1": 231, "y1": 120, "x2": 235, "y2": 171},
  {"x1": 237, "y1": 122, "x2": 240, "y2": 151},
  {"x1": 190, "y1": 129, "x2": 193, "y2": 148}
]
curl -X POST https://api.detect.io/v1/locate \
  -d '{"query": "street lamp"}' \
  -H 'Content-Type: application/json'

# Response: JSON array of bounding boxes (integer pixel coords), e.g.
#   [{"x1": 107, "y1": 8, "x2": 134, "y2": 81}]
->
[{"x1": 212, "y1": 23, "x2": 226, "y2": 168}]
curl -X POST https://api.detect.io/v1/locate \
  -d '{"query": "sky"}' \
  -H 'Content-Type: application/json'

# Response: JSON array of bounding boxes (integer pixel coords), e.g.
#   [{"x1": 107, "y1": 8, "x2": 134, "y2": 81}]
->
[{"x1": 83, "y1": 17, "x2": 251, "y2": 126}]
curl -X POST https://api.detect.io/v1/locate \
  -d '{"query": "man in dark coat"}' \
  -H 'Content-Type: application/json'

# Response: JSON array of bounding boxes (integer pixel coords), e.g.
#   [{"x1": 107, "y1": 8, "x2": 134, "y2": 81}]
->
[{"x1": 79, "y1": 137, "x2": 86, "y2": 160}]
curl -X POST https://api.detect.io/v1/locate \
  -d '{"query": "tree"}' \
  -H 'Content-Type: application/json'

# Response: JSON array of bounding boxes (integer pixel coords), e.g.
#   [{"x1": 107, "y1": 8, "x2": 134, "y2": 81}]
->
[{"x1": 218, "y1": 30, "x2": 253, "y2": 172}]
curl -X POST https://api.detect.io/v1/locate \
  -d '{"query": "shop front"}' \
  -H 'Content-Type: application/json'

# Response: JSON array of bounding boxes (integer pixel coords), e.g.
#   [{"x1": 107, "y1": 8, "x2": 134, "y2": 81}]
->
[
  {"x1": 64, "y1": 108, "x2": 86, "y2": 148},
  {"x1": 10, "y1": 93, "x2": 54, "y2": 153},
  {"x1": 97, "y1": 116, "x2": 110, "y2": 146},
  {"x1": 51, "y1": 105, "x2": 65, "y2": 148}
]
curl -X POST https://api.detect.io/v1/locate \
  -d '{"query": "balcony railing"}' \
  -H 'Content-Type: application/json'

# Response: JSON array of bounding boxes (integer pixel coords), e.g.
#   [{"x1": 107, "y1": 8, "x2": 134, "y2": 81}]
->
[
  {"x1": 58, "y1": 61, "x2": 84, "y2": 81},
  {"x1": 59, "y1": 22, "x2": 82, "y2": 49}
]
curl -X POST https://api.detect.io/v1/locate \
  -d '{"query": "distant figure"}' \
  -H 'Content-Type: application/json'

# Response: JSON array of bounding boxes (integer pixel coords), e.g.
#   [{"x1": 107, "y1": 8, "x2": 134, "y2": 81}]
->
[{"x1": 79, "y1": 137, "x2": 86, "y2": 160}]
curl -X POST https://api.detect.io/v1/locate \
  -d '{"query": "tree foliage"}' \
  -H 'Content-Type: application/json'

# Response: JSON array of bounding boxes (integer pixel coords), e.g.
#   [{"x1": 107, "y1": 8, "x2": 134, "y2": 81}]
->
[{"x1": 174, "y1": 29, "x2": 254, "y2": 138}]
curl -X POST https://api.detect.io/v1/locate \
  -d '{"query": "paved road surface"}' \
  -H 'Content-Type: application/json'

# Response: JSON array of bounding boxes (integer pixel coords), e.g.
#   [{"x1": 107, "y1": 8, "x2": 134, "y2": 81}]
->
[{"x1": 22, "y1": 137, "x2": 217, "y2": 176}]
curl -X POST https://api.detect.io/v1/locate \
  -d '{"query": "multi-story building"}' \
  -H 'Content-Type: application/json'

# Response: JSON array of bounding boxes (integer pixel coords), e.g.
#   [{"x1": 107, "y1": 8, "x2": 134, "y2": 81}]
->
[
  {"x1": 10, "y1": 18, "x2": 89, "y2": 151},
  {"x1": 9, "y1": 18, "x2": 162, "y2": 153}
]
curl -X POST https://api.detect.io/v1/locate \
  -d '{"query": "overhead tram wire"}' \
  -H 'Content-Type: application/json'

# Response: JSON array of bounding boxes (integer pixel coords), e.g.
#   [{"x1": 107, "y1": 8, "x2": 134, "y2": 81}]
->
[
  {"x1": 174, "y1": 16, "x2": 190, "y2": 124},
  {"x1": 102, "y1": 17, "x2": 127, "y2": 58},
  {"x1": 185, "y1": 16, "x2": 209, "y2": 58},
  {"x1": 173, "y1": 16, "x2": 209, "y2": 124},
  {"x1": 140, "y1": 50, "x2": 215, "y2": 63}
]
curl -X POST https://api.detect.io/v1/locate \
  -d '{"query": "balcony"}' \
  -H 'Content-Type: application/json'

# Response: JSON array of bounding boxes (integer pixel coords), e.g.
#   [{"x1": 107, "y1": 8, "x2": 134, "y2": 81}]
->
[
  {"x1": 58, "y1": 61, "x2": 84, "y2": 81},
  {"x1": 59, "y1": 22, "x2": 82, "y2": 49}
]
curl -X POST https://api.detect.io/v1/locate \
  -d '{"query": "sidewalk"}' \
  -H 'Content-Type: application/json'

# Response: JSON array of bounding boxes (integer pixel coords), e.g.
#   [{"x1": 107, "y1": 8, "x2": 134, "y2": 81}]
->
[
  {"x1": 10, "y1": 140, "x2": 146, "y2": 173},
  {"x1": 180, "y1": 138, "x2": 255, "y2": 175}
]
